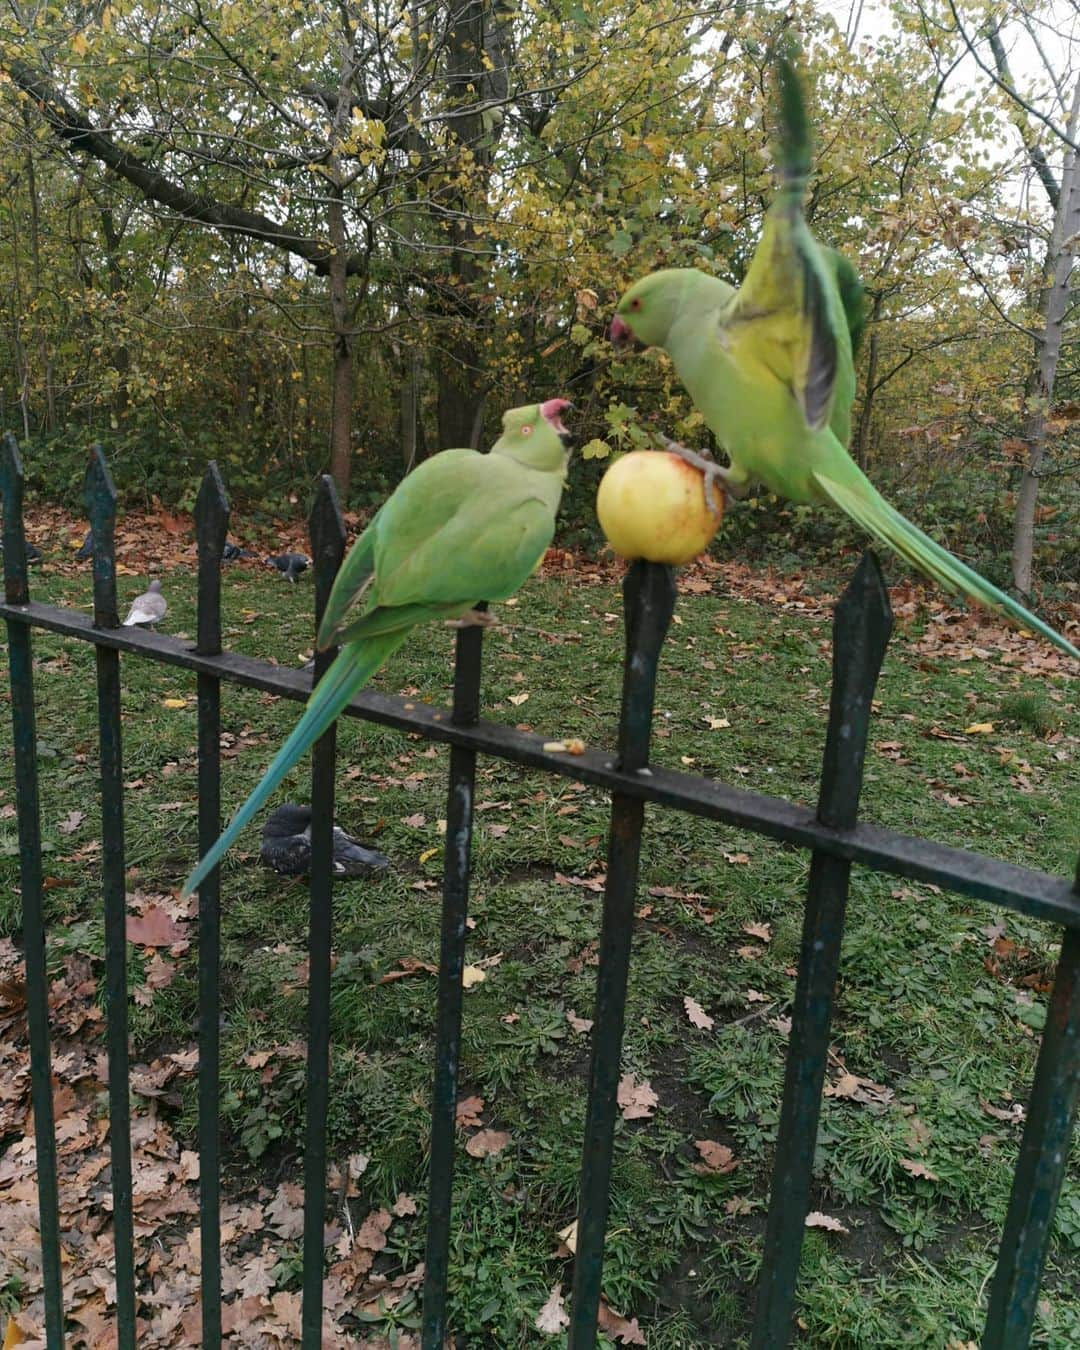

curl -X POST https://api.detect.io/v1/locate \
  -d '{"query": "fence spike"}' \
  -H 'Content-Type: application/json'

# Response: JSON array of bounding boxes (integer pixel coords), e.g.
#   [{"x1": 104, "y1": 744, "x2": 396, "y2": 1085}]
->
[
  {"x1": 1, "y1": 432, "x2": 31, "y2": 606},
  {"x1": 84, "y1": 445, "x2": 120, "y2": 629},
  {"x1": 818, "y1": 550, "x2": 893, "y2": 829},
  {"x1": 309, "y1": 474, "x2": 347, "y2": 646},
  {"x1": 195, "y1": 461, "x2": 230, "y2": 658}
]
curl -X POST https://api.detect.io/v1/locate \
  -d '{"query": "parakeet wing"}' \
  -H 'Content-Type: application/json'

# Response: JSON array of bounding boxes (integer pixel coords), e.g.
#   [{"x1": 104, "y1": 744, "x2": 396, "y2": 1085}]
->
[
  {"x1": 717, "y1": 211, "x2": 841, "y2": 435},
  {"x1": 321, "y1": 449, "x2": 560, "y2": 647}
]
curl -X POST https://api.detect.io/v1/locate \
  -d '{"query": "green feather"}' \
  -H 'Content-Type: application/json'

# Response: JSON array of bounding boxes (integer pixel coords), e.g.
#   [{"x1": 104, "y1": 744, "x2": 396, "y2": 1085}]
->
[
  {"x1": 775, "y1": 55, "x2": 811, "y2": 192},
  {"x1": 180, "y1": 639, "x2": 404, "y2": 898},
  {"x1": 181, "y1": 402, "x2": 570, "y2": 897},
  {"x1": 612, "y1": 53, "x2": 1078, "y2": 661},
  {"x1": 814, "y1": 471, "x2": 1079, "y2": 660}
]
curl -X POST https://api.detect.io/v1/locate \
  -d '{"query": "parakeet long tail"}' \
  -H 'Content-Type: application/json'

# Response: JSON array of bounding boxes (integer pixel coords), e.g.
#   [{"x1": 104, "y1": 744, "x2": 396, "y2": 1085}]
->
[
  {"x1": 776, "y1": 55, "x2": 812, "y2": 193},
  {"x1": 181, "y1": 633, "x2": 408, "y2": 897},
  {"x1": 814, "y1": 471, "x2": 1079, "y2": 660}
]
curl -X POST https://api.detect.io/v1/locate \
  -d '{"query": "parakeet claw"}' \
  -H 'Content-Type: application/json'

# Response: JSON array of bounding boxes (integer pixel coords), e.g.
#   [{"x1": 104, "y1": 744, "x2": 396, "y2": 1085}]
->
[
  {"x1": 658, "y1": 437, "x2": 730, "y2": 516},
  {"x1": 445, "y1": 608, "x2": 496, "y2": 629}
]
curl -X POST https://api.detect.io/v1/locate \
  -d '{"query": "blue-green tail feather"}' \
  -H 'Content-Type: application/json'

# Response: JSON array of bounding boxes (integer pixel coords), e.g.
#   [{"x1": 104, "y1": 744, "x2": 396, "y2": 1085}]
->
[
  {"x1": 181, "y1": 633, "x2": 407, "y2": 897},
  {"x1": 814, "y1": 470, "x2": 1079, "y2": 660}
]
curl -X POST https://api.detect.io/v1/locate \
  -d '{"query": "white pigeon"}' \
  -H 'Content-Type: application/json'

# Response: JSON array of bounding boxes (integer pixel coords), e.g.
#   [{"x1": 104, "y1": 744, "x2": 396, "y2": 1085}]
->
[{"x1": 122, "y1": 579, "x2": 167, "y2": 627}]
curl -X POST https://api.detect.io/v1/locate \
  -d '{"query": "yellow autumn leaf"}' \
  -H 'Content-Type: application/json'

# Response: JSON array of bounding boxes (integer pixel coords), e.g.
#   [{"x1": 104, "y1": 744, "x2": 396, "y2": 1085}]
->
[
  {"x1": 964, "y1": 722, "x2": 994, "y2": 735},
  {"x1": 3, "y1": 1317, "x2": 26, "y2": 1349},
  {"x1": 418, "y1": 847, "x2": 440, "y2": 864},
  {"x1": 161, "y1": 698, "x2": 188, "y2": 709},
  {"x1": 461, "y1": 965, "x2": 486, "y2": 989}
]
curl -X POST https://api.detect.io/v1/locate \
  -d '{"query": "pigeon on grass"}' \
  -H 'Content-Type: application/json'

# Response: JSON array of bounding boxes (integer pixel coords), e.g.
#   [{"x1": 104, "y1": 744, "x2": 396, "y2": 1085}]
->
[
  {"x1": 260, "y1": 803, "x2": 390, "y2": 877},
  {"x1": 265, "y1": 553, "x2": 310, "y2": 582},
  {"x1": 122, "y1": 579, "x2": 167, "y2": 627},
  {"x1": 222, "y1": 541, "x2": 256, "y2": 563},
  {"x1": 0, "y1": 539, "x2": 42, "y2": 565}
]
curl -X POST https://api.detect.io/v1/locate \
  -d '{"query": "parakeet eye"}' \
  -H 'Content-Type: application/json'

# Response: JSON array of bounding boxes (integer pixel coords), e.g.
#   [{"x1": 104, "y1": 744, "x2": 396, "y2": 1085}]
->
[
  {"x1": 630, "y1": 297, "x2": 642, "y2": 311},
  {"x1": 521, "y1": 424, "x2": 533, "y2": 435}
]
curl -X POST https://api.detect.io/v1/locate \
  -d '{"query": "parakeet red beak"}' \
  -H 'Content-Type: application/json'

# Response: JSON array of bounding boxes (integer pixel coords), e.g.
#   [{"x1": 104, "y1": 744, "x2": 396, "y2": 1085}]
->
[
  {"x1": 539, "y1": 398, "x2": 573, "y2": 436},
  {"x1": 610, "y1": 314, "x2": 634, "y2": 348}
]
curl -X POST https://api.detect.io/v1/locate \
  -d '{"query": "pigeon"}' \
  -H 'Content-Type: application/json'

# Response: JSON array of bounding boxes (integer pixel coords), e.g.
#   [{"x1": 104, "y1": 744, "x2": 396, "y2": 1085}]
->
[
  {"x1": 122, "y1": 579, "x2": 167, "y2": 627},
  {"x1": 74, "y1": 529, "x2": 94, "y2": 561},
  {"x1": 265, "y1": 552, "x2": 311, "y2": 582},
  {"x1": 222, "y1": 541, "x2": 256, "y2": 563},
  {"x1": 259, "y1": 804, "x2": 391, "y2": 878},
  {"x1": 0, "y1": 539, "x2": 41, "y2": 565}
]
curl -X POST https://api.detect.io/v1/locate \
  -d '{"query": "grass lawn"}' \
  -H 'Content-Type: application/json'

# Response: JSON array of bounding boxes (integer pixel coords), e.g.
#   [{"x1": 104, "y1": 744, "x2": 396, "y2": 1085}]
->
[{"x1": 0, "y1": 533, "x2": 1077, "y2": 1348}]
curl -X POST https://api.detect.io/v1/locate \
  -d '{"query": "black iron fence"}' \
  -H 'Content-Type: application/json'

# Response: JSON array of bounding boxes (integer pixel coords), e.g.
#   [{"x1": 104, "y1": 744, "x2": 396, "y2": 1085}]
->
[{"x1": 1, "y1": 435, "x2": 1077, "y2": 1349}]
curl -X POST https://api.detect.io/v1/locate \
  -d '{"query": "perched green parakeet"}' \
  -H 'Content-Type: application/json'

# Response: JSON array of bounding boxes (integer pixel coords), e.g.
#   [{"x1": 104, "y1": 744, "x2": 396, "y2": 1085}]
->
[
  {"x1": 181, "y1": 399, "x2": 573, "y2": 898},
  {"x1": 610, "y1": 57, "x2": 1078, "y2": 661}
]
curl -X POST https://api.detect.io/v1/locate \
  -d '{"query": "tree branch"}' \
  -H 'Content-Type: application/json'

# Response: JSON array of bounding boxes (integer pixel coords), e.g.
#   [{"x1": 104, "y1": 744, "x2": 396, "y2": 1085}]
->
[{"x1": 3, "y1": 56, "x2": 367, "y2": 277}]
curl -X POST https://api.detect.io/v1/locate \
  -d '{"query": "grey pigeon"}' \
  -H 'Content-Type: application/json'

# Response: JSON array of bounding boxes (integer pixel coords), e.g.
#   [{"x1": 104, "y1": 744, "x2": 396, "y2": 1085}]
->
[
  {"x1": 222, "y1": 541, "x2": 256, "y2": 563},
  {"x1": 0, "y1": 539, "x2": 41, "y2": 565},
  {"x1": 122, "y1": 579, "x2": 167, "y2": 627},
  {"x1": 265, "y1": 552, "x2": 310, "y2": 582},
  {"x1": 75, "y1": 529, "x2": 93, "y2": 561},
  {"x1": 260, "y1": 804, "x2": 391, "y2": 878}
]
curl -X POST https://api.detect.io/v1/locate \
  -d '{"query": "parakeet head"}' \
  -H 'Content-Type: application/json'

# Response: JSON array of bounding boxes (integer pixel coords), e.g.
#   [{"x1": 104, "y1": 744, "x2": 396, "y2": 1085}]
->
[
  {"x1": 492, "y1": 399, "x2": 573, "y2": 469},
  {"x1": 611, "y1": 269, "x2": 727, "y2": 351}
]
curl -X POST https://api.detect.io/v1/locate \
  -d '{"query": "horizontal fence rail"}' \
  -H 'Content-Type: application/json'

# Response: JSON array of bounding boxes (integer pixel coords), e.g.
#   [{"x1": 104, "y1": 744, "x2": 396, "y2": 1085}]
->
[
  {"x1": 5, "y1": 595, "x2": 1077, "y2": 928},
  {"x1": 1, "y1": 437, "x2": 1078, "y2": 1350}
]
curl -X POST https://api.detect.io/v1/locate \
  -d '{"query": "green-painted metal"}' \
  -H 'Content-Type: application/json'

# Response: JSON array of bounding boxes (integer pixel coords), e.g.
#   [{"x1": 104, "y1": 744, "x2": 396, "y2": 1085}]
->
[
  {"x1": 570, "y1": 561, "x2": 677, "y2": 1347},
  {"x1": 84, "y1": 448, "x2": 137, "y2": 1347},
  {"x1": 301, "y1": 477, "x2": 346, "y2": 1350},
  {"x1": 983, "y1": 920, "x2": 1080, "y2": 1348},
  {"x1": 421, "y1": 605, "x2": 486, "y2": 1349},
  {"x1": 751, "y1": 552, "x2": 893, "y2": 1348},
  {"x1": 1, "y1": 434, "x2": 65, "y2": 1347},
  {"x1": 194, "y1": 462, "x2": 230, "y2": 1350}
]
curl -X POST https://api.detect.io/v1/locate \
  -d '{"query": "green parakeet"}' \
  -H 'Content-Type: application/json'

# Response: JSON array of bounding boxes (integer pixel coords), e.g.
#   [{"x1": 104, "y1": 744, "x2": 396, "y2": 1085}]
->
[
  {"x1": 181, "y1": 399, "x2": 573, "y2": 898},
  {"x1": 610, "y1": 58, "x2": 1078, "y2": 661}
]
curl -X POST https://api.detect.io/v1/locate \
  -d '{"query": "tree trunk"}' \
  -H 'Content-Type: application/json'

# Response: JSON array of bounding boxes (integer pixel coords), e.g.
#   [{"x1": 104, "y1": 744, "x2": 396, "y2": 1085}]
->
[
  {"x1": 24, "y1": 125, "x2": 56, "y2": 433},
  {"x1": 1011, "y1": 76, "x2": 1080, "y2": 596},
  {"x1": 99, "y1": 207, "x2": 130, "y2": 417},
  {"x1": 327, "y1": 183, "x2": 354, "y2": 497},
  {"x1": 851, "y1": 293, "x2": 883, "y2": 470}
]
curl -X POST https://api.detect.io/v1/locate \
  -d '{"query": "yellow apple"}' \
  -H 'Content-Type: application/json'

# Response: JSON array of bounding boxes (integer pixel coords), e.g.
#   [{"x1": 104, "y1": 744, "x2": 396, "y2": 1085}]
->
[{"x1": 596, "y1": 450, "x2": 724, "y2": 565}]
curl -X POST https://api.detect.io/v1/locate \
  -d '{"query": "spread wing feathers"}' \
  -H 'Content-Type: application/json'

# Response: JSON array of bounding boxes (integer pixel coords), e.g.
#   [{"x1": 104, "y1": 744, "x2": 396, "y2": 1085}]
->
[
  {"x1": 181, "y1": 636, "x2": 407, "y2": 897},
  {"x1": 718, "y1": 214, "x2": 838, "y2": 433},
  {"x1": 813, "y1": 470, "x2": 1080, "y2": 660}
]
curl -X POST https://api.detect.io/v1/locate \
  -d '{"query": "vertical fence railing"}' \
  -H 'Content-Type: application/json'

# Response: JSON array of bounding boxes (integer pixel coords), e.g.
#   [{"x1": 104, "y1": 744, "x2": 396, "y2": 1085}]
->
[
  {"x1": 302, "y1": 478, "x2": 347, "y2": 1348},
  {"x1": 985, "y1": 917, "x2": 1080, "y2": 1350},
  {"x1": 194, "y1": 463, "x2": 229, "y2": 1350},
  {"x1": 1, "y1": 433, "x2": 1077, "y2": 1350},
  {"x1": 570, "y1": 561, "x2": 676, "y2": 1347},
  {"x1": 421, "y1": 603, "x2": 485, "y2": 1348},
  {"x1": 85, "y1": 449, "x2": 137, "y2": 1348},
  {"x1": 0, "y1": 434, "x2": 64, "y2": 1348},
  {"x1": 751, "y1": 553, "x2": 893, "y2": 1348}
]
